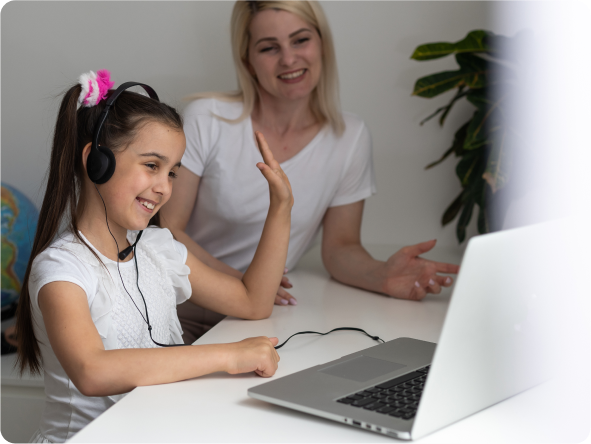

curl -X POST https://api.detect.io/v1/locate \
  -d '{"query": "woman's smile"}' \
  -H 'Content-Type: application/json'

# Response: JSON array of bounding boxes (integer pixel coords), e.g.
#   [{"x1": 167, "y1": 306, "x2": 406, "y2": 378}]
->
[
  {"x1": 277, "y1": 68, "x2": 307, "y2": 83},
  {"x1": 248, "y1": 10, "x2": 322, "y2": 102}
]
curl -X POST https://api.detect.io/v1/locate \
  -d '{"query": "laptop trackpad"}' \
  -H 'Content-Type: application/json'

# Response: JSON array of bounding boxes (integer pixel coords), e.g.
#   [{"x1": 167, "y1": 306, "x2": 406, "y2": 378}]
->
[{"x1": 318, "y1": 355, "x2": 406, "y2": 382}]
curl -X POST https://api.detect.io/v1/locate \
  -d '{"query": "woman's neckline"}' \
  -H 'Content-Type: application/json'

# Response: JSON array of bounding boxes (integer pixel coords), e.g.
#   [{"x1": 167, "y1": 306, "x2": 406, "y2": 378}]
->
[{"x1": 248, "y1": 115, "x2": 328, "y2": 167}]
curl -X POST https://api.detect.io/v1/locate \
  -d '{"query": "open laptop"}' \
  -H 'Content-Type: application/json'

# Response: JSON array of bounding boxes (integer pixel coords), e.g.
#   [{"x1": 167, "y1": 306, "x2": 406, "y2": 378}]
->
[{"x1": 248, "y1": 221, "x2": 562, "y2": 440}]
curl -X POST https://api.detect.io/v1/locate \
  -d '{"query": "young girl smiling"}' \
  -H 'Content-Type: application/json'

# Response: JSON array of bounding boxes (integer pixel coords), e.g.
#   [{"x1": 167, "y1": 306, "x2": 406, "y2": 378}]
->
[{"x1": 16, "y1": 70, "x2": 292, "y2": 443}]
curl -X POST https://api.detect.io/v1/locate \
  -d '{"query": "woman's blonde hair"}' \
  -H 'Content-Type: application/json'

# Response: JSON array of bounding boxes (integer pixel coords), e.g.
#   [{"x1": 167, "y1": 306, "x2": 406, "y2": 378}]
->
[{"x1": 189, "y1": 1, "x2": 345, "y2": 135}]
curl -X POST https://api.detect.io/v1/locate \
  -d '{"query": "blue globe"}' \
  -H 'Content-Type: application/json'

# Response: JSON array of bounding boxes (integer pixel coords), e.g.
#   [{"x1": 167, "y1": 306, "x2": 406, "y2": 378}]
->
[{"x1": 1, "y1": 183, "x2": 39, "y2": 315}]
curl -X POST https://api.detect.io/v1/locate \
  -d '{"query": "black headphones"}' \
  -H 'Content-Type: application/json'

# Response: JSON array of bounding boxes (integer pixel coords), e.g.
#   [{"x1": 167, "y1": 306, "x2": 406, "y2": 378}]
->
[
  {"x1": 87, "y1": 82, "x2": 159, "y2": 185},
  {"x1": 87, "y1": 82, "x2": 158, "y2": 261}
]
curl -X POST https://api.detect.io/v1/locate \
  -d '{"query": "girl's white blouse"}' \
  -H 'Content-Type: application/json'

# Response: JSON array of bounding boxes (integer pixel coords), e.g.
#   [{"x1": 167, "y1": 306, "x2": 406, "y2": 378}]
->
[{"x1": 28, "y1": 227, "x2": 191, "y2": 442}]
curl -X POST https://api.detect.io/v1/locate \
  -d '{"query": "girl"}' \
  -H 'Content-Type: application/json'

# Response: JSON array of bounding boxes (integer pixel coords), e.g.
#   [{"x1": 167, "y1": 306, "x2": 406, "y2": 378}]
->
[{"x1": 15, "y1": 70, "x2": 292, "y2": 443}]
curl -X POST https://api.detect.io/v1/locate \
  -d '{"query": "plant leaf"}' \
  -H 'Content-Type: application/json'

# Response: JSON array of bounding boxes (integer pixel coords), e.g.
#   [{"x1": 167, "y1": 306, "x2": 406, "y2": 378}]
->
[
  {"x1": 411, "y1": 42, "x2": 458, "y2": 61},
  {"x1": 413, "y1": 55, "x2": 490, "y2": 98},
  {"x1": 466, "y1": 88, "x2": 491, "y2": 110},
  {"x1": 441, "y1": 191, "x2": 464, "y2": 226},
  {"x1": 425, "y1": 121, "x2": 469, "y2": 169},
  {"x1": 411, "y1": 30, "x2": 492, "y2": 61},
  {"x1": 463, "y1": 92, "x2": 506, "y2": 150},
  {"x1": 453, "y1": 30, "x2": 491, "y2": 55},
  {"x1": 463, "y1": 109, "x2": 489, "y2": 150},
  {"x1": 420, "y1": 86, "x2": 467, "y2": 126},
  {"x1": 425, "y1": 146, "x2": 455, "y2": 170},
  {"x1": 455, "y1": 53, "x2": 487, "y2": 74},
  {"x1": 419, "y1": 104, "x2": 450, "y2": 126},
  {"x1": 456, "y1": 151, "x2": 482, "y2": 186},
  {"x1": 477, "y1": 203, "x2": 489, "y2": 234},
  {"x1": 482, "y1": 127, "x2": 511, "y2": 193},
  {"x1": 412, "y1": 70, "x2": 473, "y2": 98},
  {"x1": 456, "y1": 197, "x2": 475, "y2": 243},
  {"x1": 439, "y1": 87, "x2": 468, "y2": 126}
]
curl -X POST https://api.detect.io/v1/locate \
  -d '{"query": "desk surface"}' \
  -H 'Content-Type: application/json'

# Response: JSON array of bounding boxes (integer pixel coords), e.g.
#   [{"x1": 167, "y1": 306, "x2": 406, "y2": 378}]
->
[
  {"x1": 68, "y1": 244, "x2": 585, "y2": 443},
  {"x1": 2, "y1": 316, "x2": 44, "y2": 388}
]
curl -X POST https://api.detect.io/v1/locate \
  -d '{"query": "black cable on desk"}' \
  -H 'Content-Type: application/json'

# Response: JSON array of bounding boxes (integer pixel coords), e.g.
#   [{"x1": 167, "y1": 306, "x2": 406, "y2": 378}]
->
[{"x1": 275, "y1": 327, "x2": 385, "y2": 350}]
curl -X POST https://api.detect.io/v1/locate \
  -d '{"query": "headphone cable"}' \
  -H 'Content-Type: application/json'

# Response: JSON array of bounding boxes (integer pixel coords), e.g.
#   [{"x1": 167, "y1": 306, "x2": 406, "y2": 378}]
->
[
  {"x1": 94, "y1": 184, "x2": 188, "y2": 348},
  {"x1": 274, "y1": 327, "x2": 385, "y2": 350}
]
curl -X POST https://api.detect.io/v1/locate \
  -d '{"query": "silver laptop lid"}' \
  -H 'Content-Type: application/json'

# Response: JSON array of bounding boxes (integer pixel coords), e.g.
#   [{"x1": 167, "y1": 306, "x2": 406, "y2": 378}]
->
[{"x1": 412, "y1": 220, "x2": 563, "y2": 439}]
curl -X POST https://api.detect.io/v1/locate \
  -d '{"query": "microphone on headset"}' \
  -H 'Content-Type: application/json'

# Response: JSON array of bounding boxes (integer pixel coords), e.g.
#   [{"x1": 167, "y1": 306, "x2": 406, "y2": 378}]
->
[{"x1": 118, "y1": 230, "x2": 144, "y2": 260}]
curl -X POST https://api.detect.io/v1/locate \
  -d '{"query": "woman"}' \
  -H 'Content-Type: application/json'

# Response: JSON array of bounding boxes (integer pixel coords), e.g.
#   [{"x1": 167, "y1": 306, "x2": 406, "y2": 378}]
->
[{"x1": 161, "y1": 1, "x2": 459, "y2": 343}]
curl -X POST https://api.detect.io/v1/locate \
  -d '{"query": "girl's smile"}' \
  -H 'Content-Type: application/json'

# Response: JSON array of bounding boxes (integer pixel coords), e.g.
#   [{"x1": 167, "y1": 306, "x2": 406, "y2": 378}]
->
[
  {"x1": 108, "y1": 122, "x2": 185, "y2": 229},
  {"x1": 136, "y1": 196, "x2": 158, "y2": 212},
  {"x1": 80, "y1": 121, "x2": 186, "y2": 258}
]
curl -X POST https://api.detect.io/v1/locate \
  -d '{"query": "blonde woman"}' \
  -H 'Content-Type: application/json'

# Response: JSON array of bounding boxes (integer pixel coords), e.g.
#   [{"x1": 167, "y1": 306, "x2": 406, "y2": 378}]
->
[{"x1": 161, "y1": 1, "x2": 459, "y2": 343}]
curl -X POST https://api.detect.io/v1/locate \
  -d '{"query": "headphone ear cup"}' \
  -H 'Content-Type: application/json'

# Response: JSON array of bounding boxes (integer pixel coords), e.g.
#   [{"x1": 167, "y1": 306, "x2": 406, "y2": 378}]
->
[{"x1": 87, "y1": 145, "x2": 116, "y2": 184}]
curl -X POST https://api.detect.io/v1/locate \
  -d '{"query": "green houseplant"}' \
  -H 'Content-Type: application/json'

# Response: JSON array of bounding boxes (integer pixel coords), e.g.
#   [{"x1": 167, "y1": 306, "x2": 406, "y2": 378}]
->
[{"x1": 411, "y1": 30, "x2": 517, "y2": 243}]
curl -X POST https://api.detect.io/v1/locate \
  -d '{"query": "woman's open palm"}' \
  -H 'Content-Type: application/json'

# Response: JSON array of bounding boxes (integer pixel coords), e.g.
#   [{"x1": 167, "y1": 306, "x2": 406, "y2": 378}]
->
[{"x1": 382, "y1": 240, "x2": 459, "y2": 300}]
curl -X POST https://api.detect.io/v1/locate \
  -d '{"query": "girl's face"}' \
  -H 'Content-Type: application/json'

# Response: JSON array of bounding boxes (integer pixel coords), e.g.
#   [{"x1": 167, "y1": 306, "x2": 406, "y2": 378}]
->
[
  {"x1": 247, "y1": 9, "x2": 323, "y2": 103},
  {"x1": 96, "y1": 121, "x2": 185, "y2": 231}
]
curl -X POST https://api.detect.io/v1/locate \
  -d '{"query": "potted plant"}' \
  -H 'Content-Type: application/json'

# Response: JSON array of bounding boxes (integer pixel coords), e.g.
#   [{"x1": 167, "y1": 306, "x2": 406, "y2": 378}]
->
[{"x1": 411, "y1": 30, "x2": 519, "y2": 243}]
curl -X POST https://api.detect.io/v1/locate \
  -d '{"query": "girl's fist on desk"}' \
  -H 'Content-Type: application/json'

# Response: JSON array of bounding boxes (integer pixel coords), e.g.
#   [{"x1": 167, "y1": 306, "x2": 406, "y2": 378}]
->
[{"x1": 224, "y1": 336, "x2": 280, "y2": 377}]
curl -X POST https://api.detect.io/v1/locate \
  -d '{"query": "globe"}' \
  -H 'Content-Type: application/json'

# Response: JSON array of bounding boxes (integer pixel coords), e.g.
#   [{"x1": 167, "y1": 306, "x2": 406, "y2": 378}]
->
[{"x1": 1, "y1": 183, "x2": 39, "y2": 318}]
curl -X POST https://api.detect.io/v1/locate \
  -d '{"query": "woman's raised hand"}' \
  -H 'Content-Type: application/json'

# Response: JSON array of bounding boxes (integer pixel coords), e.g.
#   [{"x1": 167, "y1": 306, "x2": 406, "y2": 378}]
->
[
  {"x1": 224, "y1": 336, "x2": 280, "y2": 377},
  {"x1": 255, "y1": 131, "x2": 294, "y2": 209},
  {"x1": 380, "y1": 240, "x2": 459, "y2": 301}
]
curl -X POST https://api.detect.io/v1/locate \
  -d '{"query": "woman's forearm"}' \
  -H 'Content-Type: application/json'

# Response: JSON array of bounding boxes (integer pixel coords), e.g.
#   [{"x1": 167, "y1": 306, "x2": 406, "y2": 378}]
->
[
  {"x1": 169, "y1": 227, "x2": 243, "y2": 279},
  {"x1": 322, "y1": 243, "x2": 386, "y2": 294}
]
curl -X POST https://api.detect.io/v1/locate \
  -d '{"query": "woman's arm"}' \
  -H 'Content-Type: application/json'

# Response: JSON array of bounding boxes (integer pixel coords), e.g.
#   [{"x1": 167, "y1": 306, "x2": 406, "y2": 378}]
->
[
  {"x1": 160, "y1": 166, "x2": 295, "y2": 305},
  {"x1": 184, "y1": 132, "x2": 293, "y2": 319},
  {"x1": 160, "y1": 168, "x2": 242, "y2": 279},
  {"x1": 39, "y1": 281, "x2": 279, "y2": 397},
  {"x1": 321, "y1": 201, "x2": 459, "y2": 301}
]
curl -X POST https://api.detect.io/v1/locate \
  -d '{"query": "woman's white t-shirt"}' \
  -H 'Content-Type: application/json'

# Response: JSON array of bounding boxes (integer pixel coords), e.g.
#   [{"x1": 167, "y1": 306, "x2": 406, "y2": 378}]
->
[
  {"x1": 28, "y1": 227, "x2": 191, "y2": 442},
  {"x1": 182, "y1": 98, "x2": 377, "y2": 272}
]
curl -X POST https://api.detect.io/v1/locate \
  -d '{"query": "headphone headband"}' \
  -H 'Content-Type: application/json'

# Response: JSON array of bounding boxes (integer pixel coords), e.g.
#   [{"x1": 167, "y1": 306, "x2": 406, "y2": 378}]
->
[{"x1": 87, "y1": 82, "x2": 160, "y2": 184}]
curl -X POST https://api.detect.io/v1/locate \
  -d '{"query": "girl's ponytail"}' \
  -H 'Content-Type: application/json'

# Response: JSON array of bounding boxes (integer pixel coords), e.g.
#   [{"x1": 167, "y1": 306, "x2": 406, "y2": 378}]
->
[{"x1": 15, "y1": 84, "x2": 83, "y2": 376}]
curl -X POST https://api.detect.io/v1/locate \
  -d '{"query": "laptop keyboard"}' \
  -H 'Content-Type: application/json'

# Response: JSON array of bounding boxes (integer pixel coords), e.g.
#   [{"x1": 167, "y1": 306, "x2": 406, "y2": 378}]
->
[{"x1": 336, "y1": 365, "x2": 430, "y2": 420}]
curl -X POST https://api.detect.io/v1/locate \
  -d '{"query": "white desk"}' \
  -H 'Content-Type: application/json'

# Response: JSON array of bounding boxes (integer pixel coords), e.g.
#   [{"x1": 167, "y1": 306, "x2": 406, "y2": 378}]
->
[
  {"x1": 69, "y1": 245, "x2": 587, "y2": 443},
  {"x1": 2, "y1": 319, "x2": 46, "y2": 442}
]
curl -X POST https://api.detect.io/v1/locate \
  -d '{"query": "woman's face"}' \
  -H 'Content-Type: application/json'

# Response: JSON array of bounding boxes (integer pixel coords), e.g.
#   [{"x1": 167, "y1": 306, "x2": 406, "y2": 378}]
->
[{"x1": 247, "y1": 9, "x2": 322, "y2": 103}]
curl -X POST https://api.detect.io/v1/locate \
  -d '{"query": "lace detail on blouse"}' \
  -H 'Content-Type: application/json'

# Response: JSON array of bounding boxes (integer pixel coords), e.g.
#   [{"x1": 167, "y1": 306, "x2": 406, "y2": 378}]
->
[{"x1": 111, "y1": 248, "x2": 175, "y2": 348}]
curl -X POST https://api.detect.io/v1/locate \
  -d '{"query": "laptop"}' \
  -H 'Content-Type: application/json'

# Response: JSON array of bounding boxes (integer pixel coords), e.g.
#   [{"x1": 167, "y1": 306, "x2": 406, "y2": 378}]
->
[{"x1": 248, "y1": 221, "x2": 563, "y2": 440}]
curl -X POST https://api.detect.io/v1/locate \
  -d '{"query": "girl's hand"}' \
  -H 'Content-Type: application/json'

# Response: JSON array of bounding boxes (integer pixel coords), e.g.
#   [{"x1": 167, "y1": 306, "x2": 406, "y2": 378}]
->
[
  {"x1": 255, "y1": 131, "x2": 294, "y2": 209},
  {"x1": 225, "y1": 336, "x2": 280, "y2": 377}
]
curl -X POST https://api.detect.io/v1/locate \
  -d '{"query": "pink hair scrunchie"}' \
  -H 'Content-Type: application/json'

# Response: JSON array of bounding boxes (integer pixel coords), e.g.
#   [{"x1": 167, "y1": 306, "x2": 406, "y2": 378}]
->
[{"x1": 78, "y1": 69, "x2": 115, "y2": 107}]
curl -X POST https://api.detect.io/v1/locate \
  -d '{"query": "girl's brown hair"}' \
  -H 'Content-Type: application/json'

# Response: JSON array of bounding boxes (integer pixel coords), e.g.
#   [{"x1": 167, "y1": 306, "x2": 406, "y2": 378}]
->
[{"x1": 15, "y1": 84, "x2": 183, "y2": 376}]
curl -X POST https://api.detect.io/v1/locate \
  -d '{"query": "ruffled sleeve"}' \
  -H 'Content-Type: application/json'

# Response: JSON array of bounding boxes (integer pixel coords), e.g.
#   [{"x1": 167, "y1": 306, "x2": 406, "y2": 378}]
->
[
  {"x1": 131, "y1": 227, "x2": 192, "y2": 305},
  {"x1": 30, "y1": 232, "x2": 120, "y2": 351}
]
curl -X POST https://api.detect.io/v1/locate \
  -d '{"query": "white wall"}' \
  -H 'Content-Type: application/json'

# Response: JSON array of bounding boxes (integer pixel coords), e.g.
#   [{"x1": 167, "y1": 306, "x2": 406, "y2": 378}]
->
[{"x1": 1, "y1": 1, "x2": 497, "y2": 252}]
